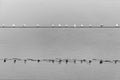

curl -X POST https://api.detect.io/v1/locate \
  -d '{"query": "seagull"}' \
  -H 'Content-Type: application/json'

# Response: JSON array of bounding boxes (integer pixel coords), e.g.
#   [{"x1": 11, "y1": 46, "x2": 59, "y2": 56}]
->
[
  {"x1": 65, "y1": 24, "x2": 68, "y2": 26},
  {"x1": 51, "y1": 24, "x2": 55, "y2": 26},
  {"x1": 1, "y1": 24, "x2": 5, "y2": 28},
  {"x1": 80, "y1": 24, "x2": 84, "y2": 27},
  {"x1": 58, "y1": 24, "x2": 61, "y2": 26},
  {"x1": 73, "y1": 24, "x2": 77, "y2": 27},
  {"x1": 89, "y1": 24, "x2": 92, "y2": 27},
  {"x1": 36, "y1": 24, "x2": 40, "y2": 26},
  {"x1": 12, "y1": 24, "x2": 16, "y2": 26},
  {"x1": 23, "y1": 24, "x2": 26, "y2": 26},
  {"x1": 2, "y1": 24, "x2": 5, "y2": 26},
  {"x1": 115, "y1": 24, "x2": 119, "y2": 27}
]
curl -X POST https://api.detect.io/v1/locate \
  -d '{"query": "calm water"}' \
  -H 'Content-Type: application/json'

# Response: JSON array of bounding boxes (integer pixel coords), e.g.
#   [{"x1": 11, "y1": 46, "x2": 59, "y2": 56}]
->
[{"x1": 0, "y1": 28, "x2": 120, "y2": 80}]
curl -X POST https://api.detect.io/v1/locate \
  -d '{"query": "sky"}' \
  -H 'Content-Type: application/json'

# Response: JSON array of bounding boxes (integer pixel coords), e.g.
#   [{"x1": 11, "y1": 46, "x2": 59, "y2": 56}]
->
[
  {"x1": 0, "y1": 0, "x2": 120, "y2": 80},
  {"x1": 0, "y1": 0, "x2": 120, "y2": 25}
]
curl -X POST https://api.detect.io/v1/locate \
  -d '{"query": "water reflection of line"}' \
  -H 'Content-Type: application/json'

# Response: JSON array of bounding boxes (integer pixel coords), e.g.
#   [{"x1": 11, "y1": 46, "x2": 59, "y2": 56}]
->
[{"x1": 1, "y1": 58, "x2": 120, "y2": 65}]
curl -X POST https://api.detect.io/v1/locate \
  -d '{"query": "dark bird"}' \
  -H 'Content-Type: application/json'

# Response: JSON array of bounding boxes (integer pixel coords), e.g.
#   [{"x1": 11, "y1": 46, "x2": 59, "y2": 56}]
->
[
  {"x1": 104, "y1": 60, "x2": 113, "y2": 63},
  {"x1": 51, "y1": 60, "x2": 55, "y2": 63},
  {"x1": 113, "y1": 60, "x2": 119, "y2": 64},
  {"x1": 65, "y1": 59, "x2": 69, "y2": 64},
  {"x1": 80, "y1": 59, "x2": 87, "y2": 64},
  {"x1": 24, "y1": 59, "x2": 27, "y2": 64},
  {"x1": 4, "y1": 59, "x2": 6, "y2": 63},
  {"x1": 48, "y1": 59, "x2": 55, "y2": 63},
  {"x1": 73, "y1": 59, "x2": 76, "y2": 64},
  {"x1": 14, "y1": 60, "x2": 16, "y2": 64},
  {"x1": 88, "y1": 60, "x2": 92, "y2": 65},
  {"x1": 57, "y1": 59, "x2": 62, "y2": 64},
  {"x1": 37, "y1": 59, "x2": 40, "y2": 63},
  {"x1": 55, "y1": 58, "x2": 62, "y2": 64},
  {"x1": 99, "y1": 60, "x2": 103, "y2": 64}
]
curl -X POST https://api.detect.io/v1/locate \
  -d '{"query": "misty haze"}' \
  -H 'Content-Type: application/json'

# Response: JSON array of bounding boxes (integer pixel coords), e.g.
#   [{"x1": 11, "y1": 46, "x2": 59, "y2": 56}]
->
[{"x1": 0, "y1": 0, "x2": 120, "y2": 80}]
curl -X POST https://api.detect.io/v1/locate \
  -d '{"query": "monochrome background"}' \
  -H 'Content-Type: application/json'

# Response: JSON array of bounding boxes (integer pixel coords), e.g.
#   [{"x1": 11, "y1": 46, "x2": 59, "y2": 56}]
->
[{"x1": 0, "y1": 0, "x2": 120, "y2": 80}]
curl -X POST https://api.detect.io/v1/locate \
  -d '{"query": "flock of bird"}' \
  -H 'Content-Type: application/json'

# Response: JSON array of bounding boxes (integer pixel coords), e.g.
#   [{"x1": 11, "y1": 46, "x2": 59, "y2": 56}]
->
[
  {"x1": 1, "y1": 58, "x2": 120, "y2": 65},
  {"x1": 0, "y1": 24, "x2": 120, "y2": 28}
]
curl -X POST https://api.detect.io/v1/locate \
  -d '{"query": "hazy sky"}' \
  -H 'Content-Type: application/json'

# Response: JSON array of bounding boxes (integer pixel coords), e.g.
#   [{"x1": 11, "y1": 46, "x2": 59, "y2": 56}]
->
[{"x1": 0, "y1": 0, "x2": 120, "y2": 25}]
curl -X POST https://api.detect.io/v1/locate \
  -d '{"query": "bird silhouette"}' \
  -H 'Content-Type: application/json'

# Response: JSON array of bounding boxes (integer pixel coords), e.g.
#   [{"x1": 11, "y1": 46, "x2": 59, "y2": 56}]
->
[
  {"x1": 3, "y1": 59, "x2": 6, "y2": 63},
  {"x1": 24, "y1": 59, "x2": 27, "y2": 64},
  {"x1": 88, "y1": 60, "x2": 92, "y2": 65},
  {"x1": 104, "y1": 60, "x2": 113, "y2": 63},
  {"x1": 113, "y1": 60, "x2": 120, "y2": 64},
  {"x1": 14, "y1": 60, "x2": 16, "y2": 64},
  {"x1": 73, "y1": 59, "x2": 77, "y2": 64},
  {"x1": 58, "y1": 59, "x2": 63, "y2": 64},
  {"x1": 99, "y1": 60, "x2": 103, "y2": 64},
  {"x1": 51, "y1": 60, "x2": 55, "y2": 63},
  {"x1": 65, "y1": 59, "x2": 69, "y2": 64},
  {"x1": 37, "y1": 59, "x2": 40, "y2": 63}
]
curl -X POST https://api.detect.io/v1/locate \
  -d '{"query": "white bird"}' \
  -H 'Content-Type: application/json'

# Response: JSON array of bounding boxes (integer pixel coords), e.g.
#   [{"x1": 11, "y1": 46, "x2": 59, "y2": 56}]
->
[
  {"x1": 115, "y1": 24, "x2": 119, "y2": 27},
  {"x1": 73, "y1": 24, "x2": 77, "y2": 27},
  {"x1": 65, "y1": 24, "x2": 68, "y2": 26},
  {"x1": 80, "y1": 24, "x2": 84, "y2": 27},
  {"x1": 12, "y1": 24, "x2": 15, "y2": 26},
  {"x1": 36, "y1": 24, "x2": 40, "y2": 26},
  {"x1": 23, "y1": 24, "x2": 26, "y2": 26},
  {"x1": 58, "y1": 24, "x2": 61, "y2": 26},
  {"x1": 2, "y1": 24, "x2": 5, "y2": 26},
  {"x1": 51, "y1": 24, "x2": 55, "y2": 26},
  {"x1": 89, "y1": 24, "x2": 92, "y2": 27}
]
